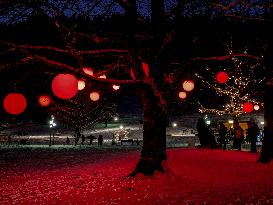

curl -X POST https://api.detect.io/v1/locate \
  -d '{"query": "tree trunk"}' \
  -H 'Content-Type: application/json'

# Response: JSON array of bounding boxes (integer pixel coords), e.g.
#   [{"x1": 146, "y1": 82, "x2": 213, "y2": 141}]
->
[
  {"x1": 259, "y1": 79, "x2": 273, "y2": 162},
  {"x1": 130, "y1": 86, "x2": 167, "y2": 176},
  {"x1": 258, "y1": 8, "x2": 273, "y2": 163}
]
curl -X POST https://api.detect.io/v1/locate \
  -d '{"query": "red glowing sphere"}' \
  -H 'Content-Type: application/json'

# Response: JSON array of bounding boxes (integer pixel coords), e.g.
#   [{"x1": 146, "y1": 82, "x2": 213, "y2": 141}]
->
[
  {"x1": 243, "y1": 102, "x2": 253, "y2": 113},
  {"x1": 78, "y1": 80, "x2": 86, "y2": 91},
  {"x1": 182, "y1": 80, "x2": 195, "y2": 92},
  {"x1": 52, "y1": 74, "x2": 78, "y2": 99},
  {"x1": 178, "y1": 91, "x2": 187, "y2": 99},
  {"x1": 90, "y1": 92, "x2": 100, "y2": 101},
  {"x1": 82, "y1": 67, "x2": 94, "y2": 76},
  {"x1": 4, "y1": 93, "x2": 27, "y2": 115},
  {"x1": 38, "y1": 95, "x2": 51, "y2": 107},
  {"x1": 216, "y1": 71, "x2": 229, "y2": 84}
]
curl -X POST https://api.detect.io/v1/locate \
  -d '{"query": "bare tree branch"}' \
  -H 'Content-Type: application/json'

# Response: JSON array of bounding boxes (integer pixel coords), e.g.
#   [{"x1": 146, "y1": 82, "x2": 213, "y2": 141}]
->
[{"x1": 193, "y1": 54, "x2": 261, "y2": 61}]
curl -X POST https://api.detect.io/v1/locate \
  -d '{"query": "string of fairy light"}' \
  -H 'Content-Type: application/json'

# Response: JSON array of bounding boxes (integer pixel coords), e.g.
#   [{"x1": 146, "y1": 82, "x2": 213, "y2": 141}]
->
[{"x1": 196, "y1": 48, "x2": 265, "y2": 118}]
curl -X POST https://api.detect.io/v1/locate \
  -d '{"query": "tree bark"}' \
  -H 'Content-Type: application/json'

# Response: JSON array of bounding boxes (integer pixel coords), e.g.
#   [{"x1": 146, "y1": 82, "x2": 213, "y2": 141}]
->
[
  {"x1": 130, "y1": 86, "x2": 167, "y2": 176},
  {"x1": 258, "y1": 8, "x2": 273, "y2": 163}
]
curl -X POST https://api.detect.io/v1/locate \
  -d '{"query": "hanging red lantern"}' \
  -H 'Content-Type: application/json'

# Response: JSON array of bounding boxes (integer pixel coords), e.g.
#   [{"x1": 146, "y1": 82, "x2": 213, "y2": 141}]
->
[
  {"x1": 90, "y1": 91, "x2": 100, "y2": 101},
  {"x1": 52, "y1": 74, "x2": 78, "y2": 99},
  {"x1": 4, "y1": 93, "x2": 27, "y2": 115},
  {"x1": 78, "y1": 80, "x2": 86, "y2": 91},
  {"x1": 182, "y1": 80, "x2": 195, "y2": 92},
  {"x1": 112, "y1": 85, "x2": 120, "y2": 91},
  {"x1": 82, "y1": 67, "x2": 94, "y2": 76},
  {"x1": 38, "y1": 95, "x2": 51, "y2": 107},
  {"x1": 142, "y1": 62, "x2": 149, "y2": 77},
  {"x1": 178, "y1": 91, "x2": 187, "y2": 99},
  {"x1": 216, "y1": 71, "x2": 229, "y2": 84},
  {"x1": 243, "y1": 102, "x2": 253, "y2": 113}
]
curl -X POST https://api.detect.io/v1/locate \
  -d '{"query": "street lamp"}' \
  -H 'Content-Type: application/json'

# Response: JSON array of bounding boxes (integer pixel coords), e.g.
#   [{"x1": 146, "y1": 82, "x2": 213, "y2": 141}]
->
[
  {"x1": 172, "y1": 122, "x2": 177, "y2": 127},
  {"x1": 114, "y1": 117, "x2": 118, "y2": 121},
  {"x1": 206, "y1": 120, "x2": 211, "y2": 125},
  {"x1": 49, "y1": 115, "x2": 56, "y2": 146}
]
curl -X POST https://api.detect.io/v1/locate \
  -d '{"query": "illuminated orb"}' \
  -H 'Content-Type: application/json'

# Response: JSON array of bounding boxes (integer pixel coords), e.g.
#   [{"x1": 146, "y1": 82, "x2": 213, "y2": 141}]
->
[
  {"x1": 4, "y1": 93, "x2": 27, "y2": 115},
  {"x1": 216, "y1": 71, "x2": 229, "y2": 84},
  {"x1": 182, "y1": 80, "x2": 195, "y2": 92},
  {"x1": 38, "y1": 95, "x2": 51, "y2": 107},
  {"x1": 78, "y1": 80, "x2": 86, "y2": 91},
  {"x1": 52, "y1": 74, "x2": 78, "y2": 99},
  {"x1": 178, "y1": 91, "x2": 187, "y2": 99},
  {"x1": 98, "y1": 75, "x2": 107, "y2": 79},
  {"x1": 82, "y1": 67, "x2": 94, "y2": 76},
  {"x1": 243, "y1": 102, "x2": 253, "y2": 113},
  {"x1": 112, "y1": 85, "x2": 120, "y2": 91},
  {"x1": 90, "y1": 92, "x2": 100, "y2": 101},
  {"x1": 254, "y1": 105, "x2": 260, "y2": 111}
]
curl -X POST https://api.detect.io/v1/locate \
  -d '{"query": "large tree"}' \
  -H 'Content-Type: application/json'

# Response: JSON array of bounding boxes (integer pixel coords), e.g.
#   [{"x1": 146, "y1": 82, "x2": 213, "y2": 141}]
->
[{"x1": 0, "y1": 0, "x2": 272, "y2": 174}]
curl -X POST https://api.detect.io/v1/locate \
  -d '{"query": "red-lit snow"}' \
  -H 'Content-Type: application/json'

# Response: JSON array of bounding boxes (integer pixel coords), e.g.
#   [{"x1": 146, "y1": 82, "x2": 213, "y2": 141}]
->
[{"x1": 1, "y1": 147, "x2": 273, "y2": 204}]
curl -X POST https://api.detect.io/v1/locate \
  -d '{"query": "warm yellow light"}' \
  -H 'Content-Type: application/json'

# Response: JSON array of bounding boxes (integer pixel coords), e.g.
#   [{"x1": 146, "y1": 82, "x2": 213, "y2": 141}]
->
[
  {"x1": 98, "y1": 75, "x2": 107, "y2": 79},
  {"x1": 112, "y1": 85, "x2": 120, "y2": 90},
  {"x1": 78, "y1": 80, "x2": 86, "y2": 90},
  {"x1": 254, "y1": 105, "x2": 260, "y2": 111},
  {"x1": 182, "y1": 80, "x2": 195, "y2": 92},
  {"x1": 90, "y1": 92, "x2": 100, "y2": 101},
  {"x1": 178, "y1": 91, "x2": 187, "y2": 99}
]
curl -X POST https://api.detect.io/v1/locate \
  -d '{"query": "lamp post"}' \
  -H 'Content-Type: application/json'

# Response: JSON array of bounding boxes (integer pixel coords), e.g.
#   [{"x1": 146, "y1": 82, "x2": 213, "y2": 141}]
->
[{"x1": 49, "y1": 115, "x2": 56, "y2": 146}]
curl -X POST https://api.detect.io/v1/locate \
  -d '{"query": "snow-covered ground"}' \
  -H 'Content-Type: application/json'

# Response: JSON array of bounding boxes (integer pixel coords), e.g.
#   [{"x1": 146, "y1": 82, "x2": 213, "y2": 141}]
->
[{"x1": 0, "y1": 147, "x2": 272, "y2": 204}]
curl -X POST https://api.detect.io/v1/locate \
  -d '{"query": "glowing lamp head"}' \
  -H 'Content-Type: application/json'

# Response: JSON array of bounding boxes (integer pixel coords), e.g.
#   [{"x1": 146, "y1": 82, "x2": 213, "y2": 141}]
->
[
  {"x1": 52, "y1": 74, "x2": 78, "y2": 99},
  {"x1": 178, "y1": 91, "x2": 187, "y2": 99},
  {"x1": 78, "y1": 80, "x2": 86, "y2": 91},
  {"x1": 112, "y1": 85, "x2": 120, "y2": 91},
  {"x1": 38, "y1": 95, "x2": 51, "y2": 107},
  {"x1": 182, "y1": 80, "x2": 195, "y2": 92},
  {"x1": 243, "y1": 102, "x2": 253, "y2": 113},
  {"x1": 90, "y1": 91, "x2": 100, "y2": 101},
  {"x1": 216, "y1": 71, "x2": 229, "y2": 84},
  {"x1": 254, "y1": 105, "x2": 260, "y2": 111},
  {"x1": 4, "y1": 93, "x2": 27, "y2": 115},
  {"x1": 82, "y1": 67, "x2": 94, "y2": 76}
]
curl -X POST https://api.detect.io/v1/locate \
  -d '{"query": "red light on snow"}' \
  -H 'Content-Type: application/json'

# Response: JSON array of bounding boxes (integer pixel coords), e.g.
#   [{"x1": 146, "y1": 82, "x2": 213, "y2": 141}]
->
[
  {"x1": 182, "y1": 80, "x2": 195, "y2": 92},
  {"x1": 142, "y1": 62, "x2": 149, "y2": 77},
  {"x1": 243, "y1": 102, "x2": 253, "y2": 113},
  {"x1": 38, "y1": 95, "x2": 51, "y2": 107},
  {"x1": 78, "y1": 80, "x2": 86, "y2": 91},
  {"x1": 178, "y1": 91, "x2": 187, "y2": 99},
  {"x1": 82, "y1": 67, "x2": 94, "y2": 76},
  {"x1": 90, "y1": 92, "x2": 100, "y2": 101},
  {"x1": 52, "y1": 74, "x2": 78, "y2": 99},
  {"x1": 4, "y1": 93, "x2": 27, "y2": 115},
  {"x1": 130, "y1": 68, "x2": 136, "y2": 80},
  {"x1": 216, "y1": 71, "x2": 228, "y2": 84},
  {"x1": 112, "y1": 85, "x2": 120, "y2": 91}
]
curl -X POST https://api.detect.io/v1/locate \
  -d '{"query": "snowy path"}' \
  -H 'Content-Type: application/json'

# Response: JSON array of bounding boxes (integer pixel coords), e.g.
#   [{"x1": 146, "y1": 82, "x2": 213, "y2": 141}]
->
[{"x1": 0, "y1": 147, "x2": 273, "y2": 204}]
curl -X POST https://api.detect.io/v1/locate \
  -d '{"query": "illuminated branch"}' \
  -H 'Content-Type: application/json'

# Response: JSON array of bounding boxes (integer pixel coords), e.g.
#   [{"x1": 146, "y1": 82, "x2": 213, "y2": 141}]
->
[
  {"x1": 1, "y1": 41, "x2": 68, "y2": 53},
  {"x1": 193, "y1": 53, "x2": 261, "y2": 61},
  {"x1": 80, "y1": 49, "x2": 128, "y2": 55}
]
